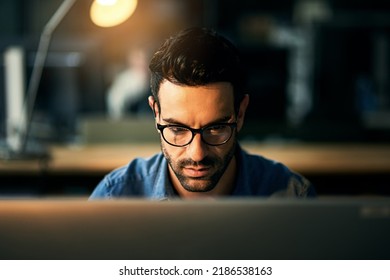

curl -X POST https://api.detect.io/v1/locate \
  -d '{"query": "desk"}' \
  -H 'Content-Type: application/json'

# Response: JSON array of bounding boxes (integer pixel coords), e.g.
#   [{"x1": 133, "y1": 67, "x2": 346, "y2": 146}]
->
[
  {"x1": 1, "y1": 142, "x2": 389, "y2": 174},
  {"x1": 0, "y1": 143, "x2": 390, "y2": 195}
]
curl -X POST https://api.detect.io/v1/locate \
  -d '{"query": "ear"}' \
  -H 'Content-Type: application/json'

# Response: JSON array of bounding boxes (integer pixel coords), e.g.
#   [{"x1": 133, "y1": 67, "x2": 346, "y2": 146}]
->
[
  {"x1": 236, "y1": 94, "x2": 249, "y2": 132},
  {"x1": 148, "y1": 95, "x2": 159, "y2": 119}
]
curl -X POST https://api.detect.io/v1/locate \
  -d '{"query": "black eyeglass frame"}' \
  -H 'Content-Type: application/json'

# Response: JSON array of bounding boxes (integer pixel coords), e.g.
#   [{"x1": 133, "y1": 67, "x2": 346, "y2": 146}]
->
[{"x1": 156, "y1": 122, "x2": 237, "y2": 147}]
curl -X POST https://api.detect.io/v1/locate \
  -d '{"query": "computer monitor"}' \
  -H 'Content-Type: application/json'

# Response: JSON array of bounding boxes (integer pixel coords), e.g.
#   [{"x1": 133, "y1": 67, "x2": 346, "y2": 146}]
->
[{"x1": 0, "y1": 198, "x2": 389, "y2": 260}]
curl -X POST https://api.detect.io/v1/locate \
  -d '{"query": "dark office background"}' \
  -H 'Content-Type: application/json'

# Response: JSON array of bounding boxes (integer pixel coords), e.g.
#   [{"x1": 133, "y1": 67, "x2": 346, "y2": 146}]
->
[
  {"x1": 0, "y1": 0, "x2": 390, "y2": 144},
  {"x1": 0, "y1": 0, "x2": 389, "y2": 197}
]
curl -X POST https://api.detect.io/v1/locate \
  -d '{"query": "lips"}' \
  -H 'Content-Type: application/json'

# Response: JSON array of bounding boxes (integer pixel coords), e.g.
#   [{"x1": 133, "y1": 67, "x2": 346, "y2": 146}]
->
[{"x1": 183, "y1": 166, "x2": 211, "y2": 178}]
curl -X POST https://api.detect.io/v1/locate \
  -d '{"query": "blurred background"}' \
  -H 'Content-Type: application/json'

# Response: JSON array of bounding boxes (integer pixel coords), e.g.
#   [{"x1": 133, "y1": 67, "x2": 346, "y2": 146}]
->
[{"x1": 0, "y1": 0, "x2": 389, "y2": 196}]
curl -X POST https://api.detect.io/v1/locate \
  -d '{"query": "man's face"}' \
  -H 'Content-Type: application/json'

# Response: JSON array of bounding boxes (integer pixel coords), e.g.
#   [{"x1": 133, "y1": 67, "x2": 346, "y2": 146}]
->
[{"x1": 150, "y1": 80, "x2": 247, "y2": 194}]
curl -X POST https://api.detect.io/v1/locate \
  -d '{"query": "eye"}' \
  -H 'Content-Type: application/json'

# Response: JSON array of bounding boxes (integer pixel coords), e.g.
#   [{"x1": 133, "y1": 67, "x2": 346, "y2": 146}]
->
[
  {"x1": 168, "y1": 126, "x2": 189, "y2": 135},
  {"x1": 206, "y1": 125, "x2": 228, "y2": 135}
]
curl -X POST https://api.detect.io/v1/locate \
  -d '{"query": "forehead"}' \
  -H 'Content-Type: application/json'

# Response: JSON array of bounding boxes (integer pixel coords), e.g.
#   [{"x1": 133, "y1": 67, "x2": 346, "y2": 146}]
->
[{"x1": 158, "y1": 81, "x2": 235, "y2": 126}]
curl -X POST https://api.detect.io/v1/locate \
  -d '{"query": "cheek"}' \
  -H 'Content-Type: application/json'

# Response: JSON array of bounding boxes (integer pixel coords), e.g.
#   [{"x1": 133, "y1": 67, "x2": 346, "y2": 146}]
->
[
  {"x1": 161, "y1": 140, "x2": 183, "y2": 161},
  {"x1": 215, "y1": 134, "x2": 237, "y2": 160}
]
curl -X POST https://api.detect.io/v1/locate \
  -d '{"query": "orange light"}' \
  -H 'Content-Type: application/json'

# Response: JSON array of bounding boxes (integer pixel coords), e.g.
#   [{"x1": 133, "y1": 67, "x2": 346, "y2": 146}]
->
[{"x1": 90, "y1": 0, "x2": 137, "y2": 27}]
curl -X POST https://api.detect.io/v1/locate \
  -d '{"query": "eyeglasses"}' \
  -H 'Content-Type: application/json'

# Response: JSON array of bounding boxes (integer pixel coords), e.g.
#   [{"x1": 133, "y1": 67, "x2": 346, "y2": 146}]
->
[{"x1": 157, "y1": 122, "x2": 237, "y2": 147}]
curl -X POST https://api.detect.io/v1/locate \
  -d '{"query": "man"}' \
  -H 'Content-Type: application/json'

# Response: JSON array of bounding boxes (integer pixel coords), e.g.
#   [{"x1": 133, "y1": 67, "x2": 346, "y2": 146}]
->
[{"x1": 90, "y1": 27, "x2": 315, "y2": 199}]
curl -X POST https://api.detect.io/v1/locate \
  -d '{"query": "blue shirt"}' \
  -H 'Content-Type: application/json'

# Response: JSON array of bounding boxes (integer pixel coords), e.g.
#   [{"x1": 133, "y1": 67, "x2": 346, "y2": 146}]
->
[{"x1": 89, "y1": 145, "x2": 315, "y2": 199}]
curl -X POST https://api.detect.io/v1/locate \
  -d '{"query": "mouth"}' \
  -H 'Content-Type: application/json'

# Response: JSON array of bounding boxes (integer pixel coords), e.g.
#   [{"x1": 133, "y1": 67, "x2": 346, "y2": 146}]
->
[{"x1": 182, "y1": 166, "x2": 212, "y2": 178}]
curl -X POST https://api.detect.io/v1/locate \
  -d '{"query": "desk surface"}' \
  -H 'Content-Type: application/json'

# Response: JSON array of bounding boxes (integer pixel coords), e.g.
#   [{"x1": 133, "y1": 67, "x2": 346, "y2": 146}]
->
[{"x1": 1, "y1": 142, "x2": 390, "y2": 176}]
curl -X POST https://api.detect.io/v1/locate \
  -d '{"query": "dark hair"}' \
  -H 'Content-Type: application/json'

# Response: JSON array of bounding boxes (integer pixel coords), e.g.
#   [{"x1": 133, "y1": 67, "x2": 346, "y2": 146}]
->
[{"x1": 149, "y1": 27, "x2": 246, "y2": 114}]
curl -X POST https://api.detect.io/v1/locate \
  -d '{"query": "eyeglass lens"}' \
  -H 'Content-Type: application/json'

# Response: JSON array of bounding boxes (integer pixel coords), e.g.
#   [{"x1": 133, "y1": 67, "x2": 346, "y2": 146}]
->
[{"x1": 162, "y1": 124, "x2": 234, "y2": 146}]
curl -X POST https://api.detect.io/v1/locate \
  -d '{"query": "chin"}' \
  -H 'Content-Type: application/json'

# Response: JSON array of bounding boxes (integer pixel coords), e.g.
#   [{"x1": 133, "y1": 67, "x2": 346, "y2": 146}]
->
[{"x1": 182, "y1": 180, "x2": 216, "y2": 193}]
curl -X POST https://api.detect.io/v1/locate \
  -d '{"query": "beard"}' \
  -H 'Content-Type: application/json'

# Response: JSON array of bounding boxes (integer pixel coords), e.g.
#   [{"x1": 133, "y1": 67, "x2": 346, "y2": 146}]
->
[{"x1": 161, "y1": 139, "x2": 237, "y2": 193}]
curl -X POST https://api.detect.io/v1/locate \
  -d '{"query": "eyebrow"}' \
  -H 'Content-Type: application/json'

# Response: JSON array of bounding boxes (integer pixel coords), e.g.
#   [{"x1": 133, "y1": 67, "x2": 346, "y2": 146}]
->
[{"x1": 162, "y1": 116, "x2": 233, "y2": 127}]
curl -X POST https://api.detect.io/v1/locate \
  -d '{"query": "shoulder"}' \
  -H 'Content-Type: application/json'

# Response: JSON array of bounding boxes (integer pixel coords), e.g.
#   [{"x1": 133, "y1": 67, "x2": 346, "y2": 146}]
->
[
  {"x1": 239, "y1": 147, "x2": 286, "y2": 176},
  {"x1": 237, "y1": 146, "x2": 315, "y2": 197},
  {"x1": 89, "y1": 153, "x2": 166, "y2": 199}
]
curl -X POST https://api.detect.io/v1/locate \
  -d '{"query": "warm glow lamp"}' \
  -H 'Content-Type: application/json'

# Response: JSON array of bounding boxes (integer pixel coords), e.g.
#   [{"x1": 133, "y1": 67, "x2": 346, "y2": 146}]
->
[
  {"x1": 90, "y1": 0, "x2": 138, "y2": 27},
  {"x1": 0, "y1": 0, "x2": 136, "y2": 160}
]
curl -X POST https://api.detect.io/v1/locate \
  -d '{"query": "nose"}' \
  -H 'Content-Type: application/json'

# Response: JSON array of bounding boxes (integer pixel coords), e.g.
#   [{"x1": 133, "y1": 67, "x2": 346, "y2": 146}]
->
[{"x1": 186, "y1": 133, "x2": 208, "y2": 162}]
